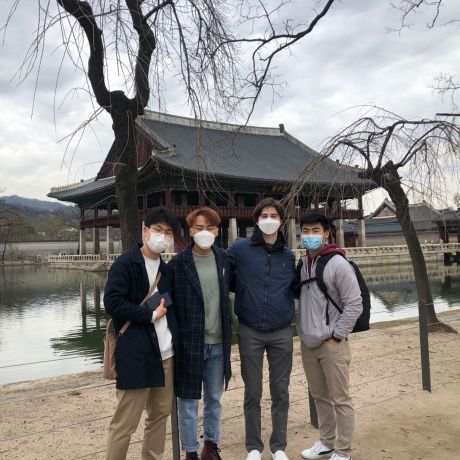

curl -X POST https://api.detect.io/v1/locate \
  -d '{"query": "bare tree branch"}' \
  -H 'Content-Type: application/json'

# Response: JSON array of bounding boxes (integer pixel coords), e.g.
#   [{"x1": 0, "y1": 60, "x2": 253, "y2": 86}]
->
[{"x1": 293, "y1": 107, "x2": 460, "y2": 332}]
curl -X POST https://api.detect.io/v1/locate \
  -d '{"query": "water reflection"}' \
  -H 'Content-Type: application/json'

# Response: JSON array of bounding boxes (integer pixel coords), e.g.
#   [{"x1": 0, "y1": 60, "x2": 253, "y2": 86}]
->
[
  {"x1": 0, "y1": 266, "x2": 108, "y2": 385},
  {"x1": 50, "y1": 282, "x2": 105, "y2": 358},
  {"x1": 0, "y1": 261, "x2": 460, "y2": 385},
  {"x1": 365, "y1": 264, "x2": 460, "y2": 320}
]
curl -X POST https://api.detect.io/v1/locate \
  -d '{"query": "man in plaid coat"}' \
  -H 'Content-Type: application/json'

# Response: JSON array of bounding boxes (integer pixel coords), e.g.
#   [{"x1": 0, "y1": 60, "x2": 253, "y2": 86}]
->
[{"x1": 168, "y1": 207, "x2": 232, "y2": 460}]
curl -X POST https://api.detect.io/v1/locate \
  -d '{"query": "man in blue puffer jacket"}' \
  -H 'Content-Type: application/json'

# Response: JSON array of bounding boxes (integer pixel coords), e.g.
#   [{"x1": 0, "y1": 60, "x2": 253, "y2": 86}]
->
[{"x1": 227, "y1": 198, "x2": 296, "y2": 460}]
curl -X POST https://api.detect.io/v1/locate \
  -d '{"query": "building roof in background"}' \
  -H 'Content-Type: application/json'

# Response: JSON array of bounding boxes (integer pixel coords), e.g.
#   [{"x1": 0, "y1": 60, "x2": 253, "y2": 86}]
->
[
  {"x1": 136, "y1": 111, "x2": 375, "y2": 187},
  {"x1": 436, "y1": 208, "x2": 460, "y2": 223},
  {"x1": 362, "y1": 199, "x2": 444, "y2": 235},
  {"x1": 368, "y1": 198, "x2": 396, "y2": 218},
  {"x1": 368, "y1": 198, "x2": 441, "y2": 221},
  {"x1": 49, "y1": 111, "x2": 377, "y2": 202},
  {"x1": 48, "y1": 177, "x2": 115, "y2": 201},
  {"x1": 364, "y1": 217, "x2": 439, "y2": 235}
]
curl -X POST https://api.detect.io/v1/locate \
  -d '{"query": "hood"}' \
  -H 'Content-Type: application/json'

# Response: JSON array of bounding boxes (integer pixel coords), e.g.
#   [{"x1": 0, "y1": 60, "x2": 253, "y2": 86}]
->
[
  {"x1": 305, "y1": 244, "x2": 346, "y2": 259},
  {"x1": 318, "y1": 244, "x2": 346, "y2": 257}
]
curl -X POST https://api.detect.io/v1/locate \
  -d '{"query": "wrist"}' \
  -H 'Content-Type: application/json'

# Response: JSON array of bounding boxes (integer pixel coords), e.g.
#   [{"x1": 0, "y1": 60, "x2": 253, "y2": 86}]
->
[{"x1": 331, "y1": 332, "x2": 342, "y2": 343}]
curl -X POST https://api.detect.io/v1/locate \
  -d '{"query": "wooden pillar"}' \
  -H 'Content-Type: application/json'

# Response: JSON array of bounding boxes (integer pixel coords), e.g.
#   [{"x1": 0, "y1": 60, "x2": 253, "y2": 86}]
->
[
  {"x1": 182, "y1": 220, "x2": 191, "y2": 245},
  {"x1": 438, "y1": 224, "x2": 449, "y2": 243},
  {"x1": 337, "y1": 199, "x2": 343, "y2": 216},
  {"x1": 92, "y1": 227, "x2": 100, "y2": 255},
  {"x1": 199, "y1": 191, "x2": 206, "y2": 207},
  {"x1": 228, "y1": 217, "x2": 238, "y2": 245},
  {"x1": 229, "y1": 191, "x2": 236, "y2": 208},
  {"x1": 106, "y1": 226, "x2": 114, "y2": 255},
  {"x1": 335, "y1": 219, "x2": 345, "y2": 248},
  {"x1": 358, "y1": 194, "x2": 364, "y2": 215},
  {"x1": 357, "y1": 219, "x2": 367, "y2": 247},
  {"x1": 165, "y1": 188, "x2": 172, "y2": 208},
  {"x1": 79, "y1": 228, "x2": 87, "y2": 255},
  {"x1": 286, "y1": 218, "x2": 297, "y2": 250}
]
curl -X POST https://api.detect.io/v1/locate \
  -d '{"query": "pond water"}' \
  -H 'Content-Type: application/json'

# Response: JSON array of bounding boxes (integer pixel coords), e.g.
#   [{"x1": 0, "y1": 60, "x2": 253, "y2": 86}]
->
[{"x1": 1, "y1": 262, "x2": 460, "y2": 385}]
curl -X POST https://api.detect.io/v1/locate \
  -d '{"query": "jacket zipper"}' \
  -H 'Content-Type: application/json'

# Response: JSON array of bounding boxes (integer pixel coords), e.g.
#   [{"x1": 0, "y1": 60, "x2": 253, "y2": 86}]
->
[{"x1": 262, "y1": 252, "x2": 271, "y2": 329}]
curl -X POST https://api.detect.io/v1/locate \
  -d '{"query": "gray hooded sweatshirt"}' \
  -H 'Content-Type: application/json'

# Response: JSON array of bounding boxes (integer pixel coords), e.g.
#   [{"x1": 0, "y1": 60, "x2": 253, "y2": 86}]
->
[{"x1": 298, "y1": 250, "x2": 363, "y2": 348}]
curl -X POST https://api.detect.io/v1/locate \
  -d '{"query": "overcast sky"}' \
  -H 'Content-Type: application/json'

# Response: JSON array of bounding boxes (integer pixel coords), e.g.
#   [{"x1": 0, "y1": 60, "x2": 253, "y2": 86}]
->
[{"x1": 0, "y1": 0, "x2": 459, "y2": 212}]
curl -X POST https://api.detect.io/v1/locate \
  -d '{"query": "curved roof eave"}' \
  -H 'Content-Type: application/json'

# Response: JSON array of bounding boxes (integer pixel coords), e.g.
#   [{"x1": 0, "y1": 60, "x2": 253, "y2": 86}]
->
[
  {"x1": 141, "y1": 155, "x2": 376, "y2": 191},
  {"x1": 47, "y1": 176, "x2": 116, "y2": 202}
]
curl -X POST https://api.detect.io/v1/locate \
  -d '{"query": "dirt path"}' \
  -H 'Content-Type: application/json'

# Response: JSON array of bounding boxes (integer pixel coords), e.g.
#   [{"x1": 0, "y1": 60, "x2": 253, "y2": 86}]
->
[{"x1": 1, "y1": 311, "x2": 459, "y2": 460}]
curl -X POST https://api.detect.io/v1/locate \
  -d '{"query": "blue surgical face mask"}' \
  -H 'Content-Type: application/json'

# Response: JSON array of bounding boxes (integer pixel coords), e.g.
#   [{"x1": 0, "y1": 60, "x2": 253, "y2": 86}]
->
[{"x1": 301, "y1": 235, "x2": 324, "y2": 251}]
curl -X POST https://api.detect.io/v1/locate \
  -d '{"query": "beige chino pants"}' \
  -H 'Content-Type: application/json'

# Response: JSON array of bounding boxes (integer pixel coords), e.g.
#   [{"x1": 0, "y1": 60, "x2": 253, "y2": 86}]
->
[
  {"x1": 106, "y1": 356, "x2": 174, "y2": 460},
  {"x1": 301, "y1": 340, "x2": 354, "y2": 458}
]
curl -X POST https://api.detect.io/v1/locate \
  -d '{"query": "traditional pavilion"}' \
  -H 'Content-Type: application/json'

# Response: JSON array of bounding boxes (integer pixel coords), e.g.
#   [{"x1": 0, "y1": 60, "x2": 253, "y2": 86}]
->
[{"x1": 48, "y1": 111, "x2": 376, "y2": 253}]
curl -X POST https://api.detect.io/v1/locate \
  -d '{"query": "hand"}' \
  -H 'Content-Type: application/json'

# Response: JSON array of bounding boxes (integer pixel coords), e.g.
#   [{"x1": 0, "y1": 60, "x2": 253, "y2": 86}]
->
[
  {"x1": 325, "y1": 337, "x2": 340, "y2": 345},
  {"x1": 155, "y1": 298, "x2": 167, "y2": 320}
]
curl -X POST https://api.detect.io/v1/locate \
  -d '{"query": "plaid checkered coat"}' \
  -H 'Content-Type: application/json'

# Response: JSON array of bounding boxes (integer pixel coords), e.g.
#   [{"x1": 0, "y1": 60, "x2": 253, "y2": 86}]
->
[{"x1": 168, "y1": 245, "x2": 232, "y2": 399}]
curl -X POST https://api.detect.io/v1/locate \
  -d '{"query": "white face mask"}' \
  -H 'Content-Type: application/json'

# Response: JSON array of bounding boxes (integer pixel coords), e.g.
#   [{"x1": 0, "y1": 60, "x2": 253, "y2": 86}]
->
[
  {"x1": 146, "y1": 232, "x2": 172, "y2": 253},
  {"x1": 258, "y1": 217, "x2": 281, "y2": 235},
  {"x1": 192, "y1": 230, "x2": 216, "y2": 249}
]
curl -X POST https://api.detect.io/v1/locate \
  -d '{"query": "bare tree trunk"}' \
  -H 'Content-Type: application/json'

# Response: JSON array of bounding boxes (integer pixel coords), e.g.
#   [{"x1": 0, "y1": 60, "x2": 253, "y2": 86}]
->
[
  {"x1": 374, "y1": 163, "x2": 456, "y2": 333},
  {"x1": 112, "y1": 104, "x2": 141, "y2": 251},
  {"x1": 57, "y1": 0, "x2": 155, "y2": 253}
]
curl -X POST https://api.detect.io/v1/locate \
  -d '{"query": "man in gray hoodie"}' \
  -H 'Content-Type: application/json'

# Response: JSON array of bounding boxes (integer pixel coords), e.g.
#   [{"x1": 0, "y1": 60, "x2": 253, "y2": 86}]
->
[{"x1": 295, "y1": 212, "x2": 362, "y2": 460}]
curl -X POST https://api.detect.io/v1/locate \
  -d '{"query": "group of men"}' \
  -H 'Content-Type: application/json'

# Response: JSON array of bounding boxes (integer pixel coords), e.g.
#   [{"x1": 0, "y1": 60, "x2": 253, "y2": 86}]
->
[{"x1": 104, "y1": 198, "x2": 363, "y2": 460}]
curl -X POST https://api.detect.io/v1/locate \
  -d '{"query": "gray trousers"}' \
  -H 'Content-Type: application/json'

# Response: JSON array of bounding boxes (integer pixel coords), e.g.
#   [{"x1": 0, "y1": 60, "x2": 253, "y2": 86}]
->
[{"x1": 238, "y1": 323, "x2": 293, "y2": 453}]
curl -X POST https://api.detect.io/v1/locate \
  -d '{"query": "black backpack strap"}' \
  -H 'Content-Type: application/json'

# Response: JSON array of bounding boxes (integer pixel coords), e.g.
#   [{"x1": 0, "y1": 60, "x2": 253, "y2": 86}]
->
[
  {"x1": 297, "y1": 257, "x2": 317, "y2": 287},
  {"x1": 314, "y1": 252, "x2": 345, "y2": 314}
]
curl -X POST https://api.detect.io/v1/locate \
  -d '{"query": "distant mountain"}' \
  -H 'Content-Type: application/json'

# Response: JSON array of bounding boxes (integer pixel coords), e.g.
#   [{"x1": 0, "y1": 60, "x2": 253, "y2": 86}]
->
[
  {"x1": 0, "y1": 195, "x2": 79, "y2": 241},
  {"x1": 0, "y1": 195, "x2": 71, "y2": 212}
]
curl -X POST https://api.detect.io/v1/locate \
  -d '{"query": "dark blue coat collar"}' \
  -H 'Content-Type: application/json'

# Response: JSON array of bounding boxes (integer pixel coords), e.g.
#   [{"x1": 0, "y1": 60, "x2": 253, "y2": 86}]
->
[
  {"x1": 250, "y1": 227, "x2": 287, "y2": 252},
  {"x1": 129, "y1": 243, "x2": 167, "y2": 272}
]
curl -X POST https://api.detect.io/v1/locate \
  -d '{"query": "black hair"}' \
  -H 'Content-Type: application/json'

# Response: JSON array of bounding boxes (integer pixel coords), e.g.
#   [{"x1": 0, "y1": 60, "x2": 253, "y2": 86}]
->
[
  {"x1": 299, "y1": 211, "x2": 331, "y2": 231},
  {"x1": 144, "y1": 207, "x2": 179, "y2": 234}
]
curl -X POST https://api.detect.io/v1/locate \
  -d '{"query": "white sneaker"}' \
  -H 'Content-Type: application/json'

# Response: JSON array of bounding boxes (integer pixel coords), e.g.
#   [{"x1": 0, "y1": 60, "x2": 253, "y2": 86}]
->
[
  {"x1": 301, "y1": 441, "x2": 334, "y2": 459},
  {"x1": 246, "y1": 450, "x2": 262, "y2": 460},
  {"x1": 271, "y1": 451, "x2": 290, "y2": 460},
  {"x1": 330, "y1": 454, "x2": 351, "y2": 460}
]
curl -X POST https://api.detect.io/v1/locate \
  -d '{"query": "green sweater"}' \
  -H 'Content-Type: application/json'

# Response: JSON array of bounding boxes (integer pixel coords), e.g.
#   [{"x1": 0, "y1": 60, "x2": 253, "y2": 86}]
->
[{"x1": 193, "y1": 252, "x2": 222, "y2": 344}]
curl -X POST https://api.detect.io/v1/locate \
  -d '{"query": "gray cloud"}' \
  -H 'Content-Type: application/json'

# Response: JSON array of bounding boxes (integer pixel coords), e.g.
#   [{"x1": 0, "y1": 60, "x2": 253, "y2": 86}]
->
[{"x1": 0, "y1": 0, "x2": 459, "y2": 208}]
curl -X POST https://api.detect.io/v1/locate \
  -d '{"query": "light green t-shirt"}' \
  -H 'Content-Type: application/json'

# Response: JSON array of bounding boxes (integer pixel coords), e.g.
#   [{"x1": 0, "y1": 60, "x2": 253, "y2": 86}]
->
[{"x1": 193, "y1": 252, "x2": 222, "y2": 344}]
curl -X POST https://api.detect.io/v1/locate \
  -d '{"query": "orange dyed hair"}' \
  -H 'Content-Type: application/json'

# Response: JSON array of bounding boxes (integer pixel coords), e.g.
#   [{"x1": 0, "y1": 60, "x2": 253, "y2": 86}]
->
[{"x1": 186, "y1": 207, "x2": 221, "y2": 227}]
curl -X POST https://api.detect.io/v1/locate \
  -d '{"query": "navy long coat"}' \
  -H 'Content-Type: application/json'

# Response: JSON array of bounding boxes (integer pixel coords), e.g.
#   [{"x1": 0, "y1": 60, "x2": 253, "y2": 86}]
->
[
  {"x1": 104, "y1": 244, "x2": 179, "y2": 390},
  {"x1": 168, "y1": 245, "x2": 232, "y2": 399}
]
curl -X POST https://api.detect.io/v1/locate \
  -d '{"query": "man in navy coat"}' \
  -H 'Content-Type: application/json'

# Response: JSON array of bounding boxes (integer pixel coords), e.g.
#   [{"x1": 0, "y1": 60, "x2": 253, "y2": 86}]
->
[
  {"x1": 228, "y1": 198, "x2": 296, "y2": 460},
  {"x1": 168, "y1": 207, "x2": 232, "y2": 460},
  {"x1": 104, "y1": 208, "x2": 179, "y2": 460}
]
